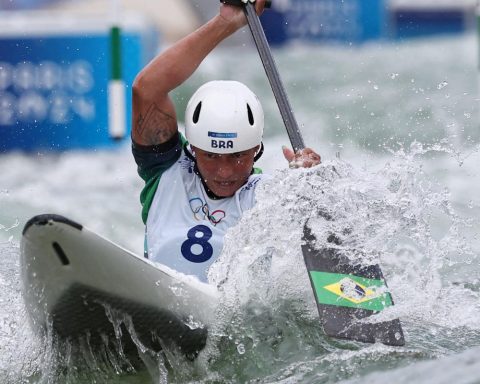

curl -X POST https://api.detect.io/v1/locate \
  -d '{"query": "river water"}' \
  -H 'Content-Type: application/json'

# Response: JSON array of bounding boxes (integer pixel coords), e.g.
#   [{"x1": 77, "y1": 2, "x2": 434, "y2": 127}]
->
[{"x1": 0, "y1": 32, "x2": 479, "y2": 383}]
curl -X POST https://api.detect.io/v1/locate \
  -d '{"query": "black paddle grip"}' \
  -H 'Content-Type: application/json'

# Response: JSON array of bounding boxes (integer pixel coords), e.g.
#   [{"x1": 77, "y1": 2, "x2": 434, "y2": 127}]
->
[{"x1": 220, "y1": 0, "x2": 272, "y2": 9}]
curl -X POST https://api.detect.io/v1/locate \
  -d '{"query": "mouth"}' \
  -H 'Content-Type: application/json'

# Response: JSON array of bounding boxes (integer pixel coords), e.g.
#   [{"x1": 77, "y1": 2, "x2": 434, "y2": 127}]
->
[
  {"x1": 203, "y1": 177, "x2": 242, "y2": 197},
  {"x1": 213, "y1": 180, "x2": 238, "y2": 188}
]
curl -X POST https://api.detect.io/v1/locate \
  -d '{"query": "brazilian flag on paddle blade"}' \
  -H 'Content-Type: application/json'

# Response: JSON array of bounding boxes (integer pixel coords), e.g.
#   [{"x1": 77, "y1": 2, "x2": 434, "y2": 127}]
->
[{"x1": 302, "y1": 225, "x2": 405, "y2": 346}]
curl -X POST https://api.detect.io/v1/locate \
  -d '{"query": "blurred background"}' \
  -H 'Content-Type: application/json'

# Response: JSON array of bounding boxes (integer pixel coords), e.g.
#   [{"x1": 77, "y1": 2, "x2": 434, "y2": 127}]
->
[
  {"x1": 0, "y1": 0, "x2": 477, "y2": 152},
  {"x1": 1, "y1": 1, "x2": 480, "y2": 383},
  {"x1": 0, "y1": 0, "x2": 479, "y2": 258}
]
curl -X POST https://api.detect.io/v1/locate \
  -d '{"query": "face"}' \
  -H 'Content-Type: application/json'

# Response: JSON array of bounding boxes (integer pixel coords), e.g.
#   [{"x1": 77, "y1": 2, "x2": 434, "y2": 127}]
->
[{"x1": 193, "y1": 146, "x2": 259, "y2": 197}]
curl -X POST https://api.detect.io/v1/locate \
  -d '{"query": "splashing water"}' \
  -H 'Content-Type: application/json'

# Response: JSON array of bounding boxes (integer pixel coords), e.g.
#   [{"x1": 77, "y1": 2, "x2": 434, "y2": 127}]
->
[
  {"x1": 0, "y1": 31, "x2": 478, "y2": 383},
  {"x1": 202, "y1": 142, "x2": 479, "y2": 383},
  {"x1": 0, "y1": 144, "x2": 478, "y2": 383}
]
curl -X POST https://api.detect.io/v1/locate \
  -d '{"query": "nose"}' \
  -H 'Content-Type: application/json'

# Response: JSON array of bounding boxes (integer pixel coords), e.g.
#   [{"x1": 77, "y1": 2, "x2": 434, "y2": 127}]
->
[{"x1": 216, "y1": 158, "x2": 235, "y2": 179}]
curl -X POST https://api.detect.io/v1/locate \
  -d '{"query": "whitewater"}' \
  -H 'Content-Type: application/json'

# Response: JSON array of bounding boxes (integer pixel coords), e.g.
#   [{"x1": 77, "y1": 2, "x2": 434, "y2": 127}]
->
[{"x1": 0, "y1": 32, "x2": 479, "y2": 383}]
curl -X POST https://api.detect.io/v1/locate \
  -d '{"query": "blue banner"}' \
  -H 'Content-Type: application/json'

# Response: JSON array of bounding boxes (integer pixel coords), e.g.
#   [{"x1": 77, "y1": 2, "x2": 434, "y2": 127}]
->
[
  {"x1": 0, "y1": 24, "x2": 157, "y2": 152},
  {"x1": 261, "y1": 0, "x2": 386, "y2": 45}
]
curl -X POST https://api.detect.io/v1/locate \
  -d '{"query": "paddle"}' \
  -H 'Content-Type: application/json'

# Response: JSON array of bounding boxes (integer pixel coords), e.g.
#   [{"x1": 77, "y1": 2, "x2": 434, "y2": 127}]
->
[{"x1": 221, "y1": 0, "x2": 405, "y2": 346}]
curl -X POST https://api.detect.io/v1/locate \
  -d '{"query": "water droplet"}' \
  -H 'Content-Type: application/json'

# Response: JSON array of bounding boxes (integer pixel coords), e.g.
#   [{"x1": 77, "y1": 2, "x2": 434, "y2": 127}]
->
[
  {"x1": 395, "y1": 332, "x2": 402, "y2": 340},
  {"x1": 170, "y1": 285, "x2": 185, "y2": 296},
  {"x1": 237, "y1": 343, "x2": 245, "y2": 355},
  {"x1": 437, "y1": 81, "x2": 448, "y2": 90},
  {"x1": 390, "y1": 73, "x2": 399, "y2": 79}
]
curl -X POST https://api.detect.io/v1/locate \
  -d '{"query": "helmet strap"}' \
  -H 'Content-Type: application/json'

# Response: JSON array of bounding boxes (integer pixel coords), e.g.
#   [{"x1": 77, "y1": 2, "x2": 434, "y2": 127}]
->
[
  {"x1": 253, "y1": 142, "x2": 264, "y2": 162},
  {"x1": 183, "y1": 144, "x2": 196, "y2": 163},
  {"x1": 183, "y1": 145, "x2": 225, "y2": 200}
]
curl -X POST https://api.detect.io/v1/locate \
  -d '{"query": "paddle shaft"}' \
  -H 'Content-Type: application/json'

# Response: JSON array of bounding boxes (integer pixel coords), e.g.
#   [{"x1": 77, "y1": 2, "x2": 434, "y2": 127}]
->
[
  {"x1": 242, "y1": 2, "x2": 306, "y2": 152},
  {"x1": 234, "y1": 1, "x2": 404, "y2": 346}
]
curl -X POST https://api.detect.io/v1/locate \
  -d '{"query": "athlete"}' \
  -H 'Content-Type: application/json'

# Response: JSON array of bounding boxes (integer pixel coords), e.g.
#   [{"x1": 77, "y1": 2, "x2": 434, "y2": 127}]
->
[{"x1": 131, "y1": 0, "x2": 321, "y2": 282}]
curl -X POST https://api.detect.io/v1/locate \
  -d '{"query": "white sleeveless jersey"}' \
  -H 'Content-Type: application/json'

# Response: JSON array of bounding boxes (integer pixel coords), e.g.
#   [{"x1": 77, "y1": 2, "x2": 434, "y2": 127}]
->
[{"x1": 146, "y1": 155, "x2": 266, "y2": 283}]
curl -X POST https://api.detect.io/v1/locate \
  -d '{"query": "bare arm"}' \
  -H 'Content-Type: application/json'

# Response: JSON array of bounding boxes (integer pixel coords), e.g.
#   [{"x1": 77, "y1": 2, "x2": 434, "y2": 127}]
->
[{"x1": 132, "y1": 2, "x2": 266, "y2": 146}]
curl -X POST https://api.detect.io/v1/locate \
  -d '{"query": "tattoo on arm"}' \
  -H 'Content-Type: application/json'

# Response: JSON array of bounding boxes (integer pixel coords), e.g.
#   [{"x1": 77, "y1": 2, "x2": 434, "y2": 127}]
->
[{"x1": 135, "y1": 103, "x2": 177, "y2": 145}]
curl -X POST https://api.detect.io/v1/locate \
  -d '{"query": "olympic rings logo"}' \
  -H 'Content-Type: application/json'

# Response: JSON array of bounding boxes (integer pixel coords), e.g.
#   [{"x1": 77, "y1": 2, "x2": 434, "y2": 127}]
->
[{"x1": 189, "y1": 197, "x2": 226, "y2": 226}]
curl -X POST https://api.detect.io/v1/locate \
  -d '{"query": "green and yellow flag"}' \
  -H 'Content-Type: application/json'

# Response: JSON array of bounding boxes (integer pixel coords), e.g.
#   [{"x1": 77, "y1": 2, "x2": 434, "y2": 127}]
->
[{"x1": 310, "y1": 271, "x2": 393, "y2": 312}]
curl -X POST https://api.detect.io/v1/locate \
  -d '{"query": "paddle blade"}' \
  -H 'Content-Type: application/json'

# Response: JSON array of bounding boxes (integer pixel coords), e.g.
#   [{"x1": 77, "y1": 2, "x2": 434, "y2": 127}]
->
[{"x1": 302, "y1": 225, "x2": 405, "y2": 346}]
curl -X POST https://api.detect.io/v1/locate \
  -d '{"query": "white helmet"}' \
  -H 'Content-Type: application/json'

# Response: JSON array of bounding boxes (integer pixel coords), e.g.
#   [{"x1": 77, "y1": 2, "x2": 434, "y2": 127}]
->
[{"x1": 185, "y1": 80, "x2": 264, "y2": 154}]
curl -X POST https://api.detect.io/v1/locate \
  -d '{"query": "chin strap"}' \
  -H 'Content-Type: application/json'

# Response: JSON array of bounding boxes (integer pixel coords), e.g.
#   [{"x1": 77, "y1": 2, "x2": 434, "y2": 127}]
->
[
  {"x1": 183, "y1": 144, "x2": 196, "y2": 163},
  {"x1": 183, "y1": 145, "x2": 223, "y2": 200},
  {"x1": 254, "y1": 142, "x2": 264, "y2": 162}
]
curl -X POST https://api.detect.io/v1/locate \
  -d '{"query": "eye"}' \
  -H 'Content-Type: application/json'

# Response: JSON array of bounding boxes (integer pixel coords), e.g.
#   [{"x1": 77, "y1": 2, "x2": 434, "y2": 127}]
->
[
  {"x1": 229, "y1": 152, "x2": 243, "y2": 159},
  {"x1": 231, "y1": 152, "x2": 250, "y2": 161}
]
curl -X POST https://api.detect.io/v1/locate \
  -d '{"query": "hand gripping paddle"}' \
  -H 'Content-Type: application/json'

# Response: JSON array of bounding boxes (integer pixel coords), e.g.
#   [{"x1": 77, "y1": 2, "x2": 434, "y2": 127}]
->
[{"x1": 221, "y1": 0, "x2": 405, "y2": 346}]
